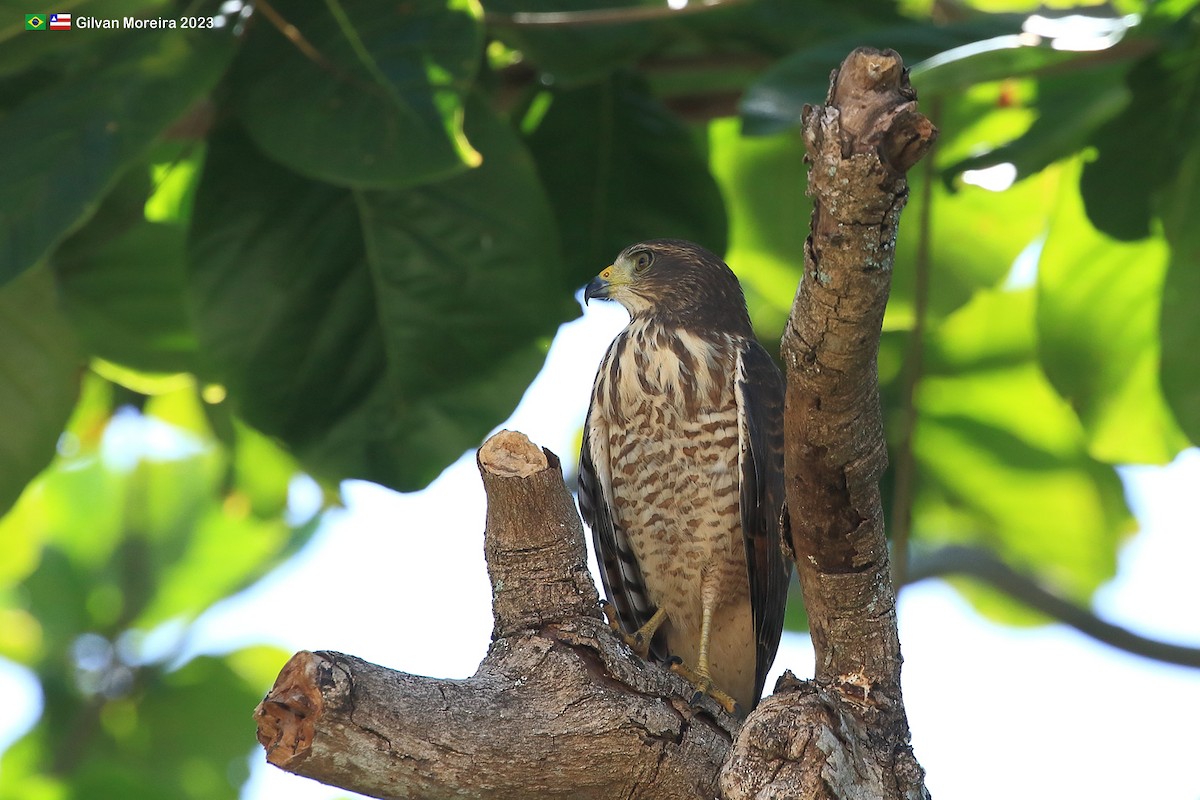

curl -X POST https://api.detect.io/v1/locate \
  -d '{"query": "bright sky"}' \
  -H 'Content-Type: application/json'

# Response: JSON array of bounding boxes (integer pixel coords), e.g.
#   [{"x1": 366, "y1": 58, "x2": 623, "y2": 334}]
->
[{"x1": 1, "y1": 300, "x2": 1198, "y2": 799}]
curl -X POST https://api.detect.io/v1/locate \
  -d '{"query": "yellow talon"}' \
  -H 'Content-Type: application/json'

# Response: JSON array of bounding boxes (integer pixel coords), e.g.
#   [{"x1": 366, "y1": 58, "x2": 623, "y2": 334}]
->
[
  {"x1": 601, "y1": 603, "x2": 668, "y2": 661},
  {"x1": 668, "y1": 658, "x2": 740, "y2": 715}
]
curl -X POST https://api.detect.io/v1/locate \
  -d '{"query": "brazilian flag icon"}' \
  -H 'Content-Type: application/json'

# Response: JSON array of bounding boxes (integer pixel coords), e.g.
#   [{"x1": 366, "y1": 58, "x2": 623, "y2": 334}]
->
[{"x1": 25, "y1": 13, "x2": 47, "y2": 29}]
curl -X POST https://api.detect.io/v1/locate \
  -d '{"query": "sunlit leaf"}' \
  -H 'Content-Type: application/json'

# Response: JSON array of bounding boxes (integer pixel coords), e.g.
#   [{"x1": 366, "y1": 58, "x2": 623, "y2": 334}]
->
[
  {"x1": 1038, "y1": 160, "x2": 1189, "y2": 463},
  {"x1": 887, "y1": 167, "x2": 1050, "y2": 329},
  {"x1": 135, "y1": 510, "x2": 297, "y2": 629}
]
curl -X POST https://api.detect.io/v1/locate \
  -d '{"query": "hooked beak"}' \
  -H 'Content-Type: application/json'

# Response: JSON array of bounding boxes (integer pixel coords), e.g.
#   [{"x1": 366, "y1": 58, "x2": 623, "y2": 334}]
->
[{"x1": 583, "y1": 266, "x2": 615, "y2": 304}]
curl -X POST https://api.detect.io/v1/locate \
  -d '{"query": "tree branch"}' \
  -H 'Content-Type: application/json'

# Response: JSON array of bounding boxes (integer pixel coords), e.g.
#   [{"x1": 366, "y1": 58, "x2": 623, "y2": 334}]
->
[
  {"x1": 721, "y1": 47, "x2": 935, "y2": 800},
  {"x1": 254, "y1": 431, "x2": 739, "y2": 800},
  {"x1": 907, "y1": 545, "x2": 1200, "y2": 669}
]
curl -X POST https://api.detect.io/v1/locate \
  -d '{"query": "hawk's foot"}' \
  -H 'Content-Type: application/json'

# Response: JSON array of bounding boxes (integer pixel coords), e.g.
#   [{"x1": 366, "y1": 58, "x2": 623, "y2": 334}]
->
[
  {"x1": 599, "y1": 599, "x2": 622, "y2": 633},
  {"x1": 667, "y1": 657, "x2": 739, "y2": 715},
  {"x1": 600, "y1": 602, "x2": 665, "y2": 661}
]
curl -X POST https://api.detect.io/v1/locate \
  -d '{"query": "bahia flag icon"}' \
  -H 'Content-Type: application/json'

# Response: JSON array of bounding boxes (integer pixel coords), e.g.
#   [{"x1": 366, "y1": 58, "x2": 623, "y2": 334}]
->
[
  {"x1": 49, "y1": 12, "x2": 70, "y2": 28},
  {"x1": 25, "y1": 13, "x2": 46, "y2": 29}
]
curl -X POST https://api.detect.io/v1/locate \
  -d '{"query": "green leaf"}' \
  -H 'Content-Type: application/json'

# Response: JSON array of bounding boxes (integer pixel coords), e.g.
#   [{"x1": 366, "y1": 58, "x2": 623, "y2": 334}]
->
[
  {"x1": 526, "y1": 73, "x2": 727, "y2": 286},
  {"x1": 941, "y1": 65, "x2": 1130, "y2": 184},
  {"x1": 1159, "y1": 131, "x2": 1200, "y2": 444},
  {"x1": 914, "y1": 288, "x2": 1135, "y2": 615},
  {"x1": 1038, "y1": 161, "x2": 1190, "y2": 463},
  {"x1": 230, "y1": 0, "x2": 482, "y2": 189},
  {"x1": 1079, "y1": 56, "x2": 1181, "y2": 241},
  {"x1": 53, "y1": 219, "x2": 198, "y2": 375},
  {"x1": 135, "y1": 509, "x2": 298, "y2": 629},
  {"x1": 0, "y1": 267, "x2": 83, "y2": 517},
  {"x1": 0, "y1": 29, "x2": 236, "y2": 285},
  {"x1": 188, "y1": 104, "x2": 574, "y2": 491}
]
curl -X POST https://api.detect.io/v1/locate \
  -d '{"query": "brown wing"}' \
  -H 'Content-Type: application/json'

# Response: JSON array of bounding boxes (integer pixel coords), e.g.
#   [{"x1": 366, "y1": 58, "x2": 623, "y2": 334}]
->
[{"x1": 735, "y1": 339, "x2": 792, "y2": 706}]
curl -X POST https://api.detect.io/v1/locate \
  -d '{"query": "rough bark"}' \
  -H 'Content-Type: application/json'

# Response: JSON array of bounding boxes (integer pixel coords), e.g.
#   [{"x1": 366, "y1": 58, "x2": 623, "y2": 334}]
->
[
  {"x1": 719, "y1": 48, "x2": 934, "y2": 800},
  {"x1": 255, "y1": 47, "x2": 935, "y2": 800}
]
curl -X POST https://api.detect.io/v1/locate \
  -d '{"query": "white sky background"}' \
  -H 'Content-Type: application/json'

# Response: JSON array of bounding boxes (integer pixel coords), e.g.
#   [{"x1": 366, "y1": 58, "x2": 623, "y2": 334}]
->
[{"x1": 1, "y1": 300, "x2": 1198, "y2": 799}]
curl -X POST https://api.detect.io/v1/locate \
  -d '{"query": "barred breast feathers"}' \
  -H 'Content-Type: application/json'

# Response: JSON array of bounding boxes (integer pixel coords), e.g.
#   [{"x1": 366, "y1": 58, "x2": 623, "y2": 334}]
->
[{"x1": 593, "y1": 318, "x2": 737, "y2": 420}]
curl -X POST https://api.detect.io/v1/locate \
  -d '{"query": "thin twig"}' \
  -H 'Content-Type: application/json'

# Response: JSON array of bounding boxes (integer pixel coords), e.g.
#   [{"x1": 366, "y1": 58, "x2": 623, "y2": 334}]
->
[
  {"x1": 889, "y1": 97, "x2": 939, "y2": 591},
  {"x1": 254, "y1": 0, "x2": 338, "y2": 73},
  {"x1": 906, "y1": 545, "x2": 1200, "y2": 668}
]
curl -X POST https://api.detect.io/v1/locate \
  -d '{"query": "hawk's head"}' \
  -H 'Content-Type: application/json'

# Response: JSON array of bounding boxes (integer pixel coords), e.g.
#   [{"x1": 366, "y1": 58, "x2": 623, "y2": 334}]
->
[{"x1": 583, "y1": 239, "x2": 752, "y2": 334}]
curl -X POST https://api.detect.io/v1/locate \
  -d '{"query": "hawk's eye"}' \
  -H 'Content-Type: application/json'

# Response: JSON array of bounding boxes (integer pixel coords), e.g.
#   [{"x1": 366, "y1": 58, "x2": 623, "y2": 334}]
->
[{"x1": 633, "y1": 250, "x2": 654, "y2": 273}]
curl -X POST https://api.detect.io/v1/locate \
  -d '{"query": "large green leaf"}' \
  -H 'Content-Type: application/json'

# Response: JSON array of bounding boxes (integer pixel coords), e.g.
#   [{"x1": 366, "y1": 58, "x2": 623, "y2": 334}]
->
[
  {"x1": 914, "y1": 288, "x2": 1134, "y2": 616},
  {"x1": 1159, "y1": 133, "x2": 1200, "y2": 444},
  {"x1": 188, "y1": 105, "x2": 574, "y2": 491},
  {"x1": 1038, "y1": 162, "x2": 1190, "y2": 464},
  {"x1": 526, "y1": 73, "x2": 727, "y2": 286},
  {"x1": 53, "y1": 220, "x2": 197, "y2": 375},
  {"x1": 0, "y1": 29, "x2": 236, "y2": 285},
  {"x1": 231, "y1": 0, "x2": 482, "y2": 189},
  {"x1": 1079, "y1": 56, "x2": 1182, "y2": 241},
  {"x1": 0, "y1": 267, "x2": 83, "y2": 518},
  {"x1": 1154, "y1": 24, "x2": 1200, "y2": 444},
  {"x1": 47, "y1": 146, "x2": 204, "y2": 376}
]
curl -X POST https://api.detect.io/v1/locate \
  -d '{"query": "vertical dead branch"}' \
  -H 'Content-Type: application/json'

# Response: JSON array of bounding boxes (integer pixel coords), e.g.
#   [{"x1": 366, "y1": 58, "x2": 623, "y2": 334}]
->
[{"x1": 721, "y1": 47, "x2": 936, "y2": 800}]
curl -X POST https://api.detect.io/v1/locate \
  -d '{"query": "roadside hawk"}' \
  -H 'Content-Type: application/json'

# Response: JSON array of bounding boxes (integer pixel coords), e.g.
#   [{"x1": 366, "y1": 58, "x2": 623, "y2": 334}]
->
[{"x1": 577, "y1": 239, "x2": 791, "y2": 714}]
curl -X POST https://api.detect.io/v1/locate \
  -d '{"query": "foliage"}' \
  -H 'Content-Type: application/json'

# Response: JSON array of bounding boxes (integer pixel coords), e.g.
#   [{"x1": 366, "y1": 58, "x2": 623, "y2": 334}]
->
[{"x1": 0, "y1": 0, "x2": 1197, "y2": 796}]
